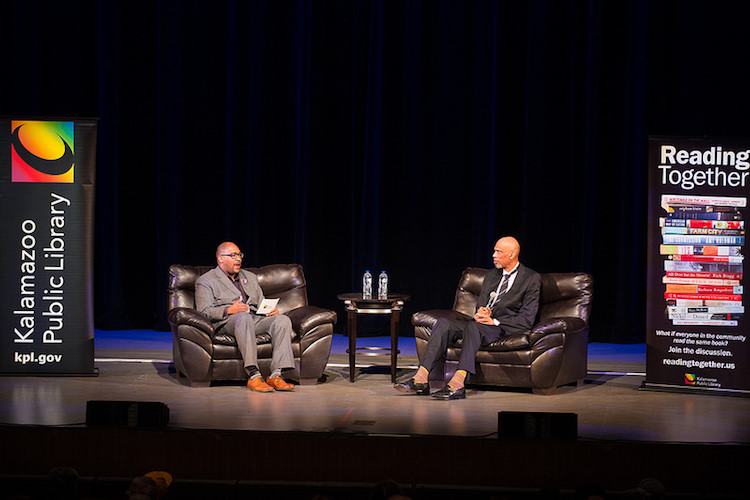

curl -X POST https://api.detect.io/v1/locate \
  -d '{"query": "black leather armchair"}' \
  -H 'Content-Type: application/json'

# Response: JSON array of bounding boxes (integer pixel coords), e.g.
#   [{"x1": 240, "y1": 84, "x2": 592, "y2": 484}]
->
[
  {"x1": 412, "y1": 269, "x2": 593, "y2": 395},
  {"x1": 167, "y1": 263, "x2": 337, "y2": 387}
]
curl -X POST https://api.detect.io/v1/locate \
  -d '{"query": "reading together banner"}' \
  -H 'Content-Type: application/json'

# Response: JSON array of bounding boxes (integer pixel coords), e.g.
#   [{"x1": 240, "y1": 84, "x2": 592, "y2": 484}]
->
[
  {"x1": 0, "y1": 118, "x2": 97, "y2": 375},
  {"x1": 646, "y1": 136, "x2": 750, "y2": 394}
]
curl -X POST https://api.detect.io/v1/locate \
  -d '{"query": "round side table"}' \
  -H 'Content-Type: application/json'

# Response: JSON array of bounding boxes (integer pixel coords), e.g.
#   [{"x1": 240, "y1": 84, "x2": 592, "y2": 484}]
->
[{"x1": 337, "y1": 293, "x2": 410, "y2": 382}]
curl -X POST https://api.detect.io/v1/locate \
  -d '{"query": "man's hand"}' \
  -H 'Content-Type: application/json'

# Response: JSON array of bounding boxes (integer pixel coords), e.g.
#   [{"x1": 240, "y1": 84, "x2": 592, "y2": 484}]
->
[
  {"x1": 227, "y1": 299, "x2": 250, "y2": 315},
  {"x1": 474, "y1": 306, "x2": 495, "y2": 325},
  {"x1": 266, "y1": 307, "x2": 280, "y2": 316}
]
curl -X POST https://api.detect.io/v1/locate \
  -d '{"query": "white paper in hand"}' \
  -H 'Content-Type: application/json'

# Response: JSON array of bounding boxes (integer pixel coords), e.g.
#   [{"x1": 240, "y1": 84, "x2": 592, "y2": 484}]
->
[{"x1": 256, "y1": 298, "x2": 280, "y2": 315}]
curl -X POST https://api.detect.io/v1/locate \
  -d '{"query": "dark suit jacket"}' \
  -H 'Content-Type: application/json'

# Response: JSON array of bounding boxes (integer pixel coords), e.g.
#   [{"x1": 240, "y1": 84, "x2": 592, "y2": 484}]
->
[
  {"x1": 194, "y1": 266, "x2": 266, "y2": 331},
  {"x1": 475, "y1": 263, "x2": 541, "y2": 335}
]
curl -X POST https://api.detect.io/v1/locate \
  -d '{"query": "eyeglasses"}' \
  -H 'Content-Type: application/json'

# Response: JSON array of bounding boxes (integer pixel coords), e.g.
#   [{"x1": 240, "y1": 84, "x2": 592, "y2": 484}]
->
[{"x1": 220, "y1": 252, "x2": 244, "y2": 260}]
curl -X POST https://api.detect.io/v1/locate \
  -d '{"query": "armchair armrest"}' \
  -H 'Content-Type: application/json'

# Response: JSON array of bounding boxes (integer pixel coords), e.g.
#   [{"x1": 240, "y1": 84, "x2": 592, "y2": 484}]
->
[
  {"x1": 529, "y1": 316, "x2": 586, "y2": 344},
  {"x1": 285, "y1": 305, "x2": 337, "y2": 340},
  {"x1": 168, "y1": 307, "x2": 214, "y2": 333},
  {"x1": 412, "y1": 310, "x2": 472, "y2": 343},
  {"x1": 412, "y1": 309, "x2": 472, "y2": 328},
  {"x1": 167, "y1": 307, "x2": 215, "y2": 351}
]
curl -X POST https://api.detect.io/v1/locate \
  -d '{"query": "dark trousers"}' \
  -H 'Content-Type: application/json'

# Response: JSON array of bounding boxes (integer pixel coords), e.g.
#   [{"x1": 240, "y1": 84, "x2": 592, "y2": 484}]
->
[{"x1": 420, "y1": 317, "x2": 505, "y2": 375}]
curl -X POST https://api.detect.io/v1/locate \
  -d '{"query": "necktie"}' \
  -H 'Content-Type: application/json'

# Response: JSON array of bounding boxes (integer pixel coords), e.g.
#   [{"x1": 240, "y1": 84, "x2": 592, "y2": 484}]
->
[{"x1": 487, "y1": 269, "x2": 517, "y2": 308}]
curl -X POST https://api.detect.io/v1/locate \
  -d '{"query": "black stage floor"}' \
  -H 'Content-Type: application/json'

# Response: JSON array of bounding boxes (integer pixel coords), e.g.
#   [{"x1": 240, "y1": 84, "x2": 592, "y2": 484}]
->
[{"x1": 1, "y1": 331, "x2": 749, "y2": 500}]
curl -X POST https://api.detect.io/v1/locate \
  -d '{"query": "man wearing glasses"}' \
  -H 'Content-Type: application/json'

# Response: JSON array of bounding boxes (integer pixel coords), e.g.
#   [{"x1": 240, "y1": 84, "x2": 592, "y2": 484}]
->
[{"x1": 195, "y1": 241, "x2": 296, "y2": 392}]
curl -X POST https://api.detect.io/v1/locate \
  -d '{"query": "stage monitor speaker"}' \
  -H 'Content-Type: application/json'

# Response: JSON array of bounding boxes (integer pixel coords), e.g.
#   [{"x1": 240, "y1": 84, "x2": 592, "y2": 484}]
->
[
  {"x1": 86, "y1": 401, "x2": 169, "y2": 428},
  {"x1": 498, "y1": 411, "x2": 577, "y2": 440}
]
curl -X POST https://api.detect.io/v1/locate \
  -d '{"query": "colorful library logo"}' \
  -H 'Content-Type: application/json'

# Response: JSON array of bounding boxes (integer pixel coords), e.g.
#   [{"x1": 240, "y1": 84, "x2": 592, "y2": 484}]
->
[
  {"x1": 11, "y1": 120, "x2": 75, "y2": 183},
  {"x1": 684, "y1": 373, "x2": 696, "y2": 385}
]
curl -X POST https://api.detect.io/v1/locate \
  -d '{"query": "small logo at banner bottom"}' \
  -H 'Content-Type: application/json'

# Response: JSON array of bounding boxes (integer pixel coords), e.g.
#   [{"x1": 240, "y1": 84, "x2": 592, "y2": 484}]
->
[
  {"x1": 11, "y1": 120, "x2": 75, "y2": 183},
  {"x1": 684, "y1": 373, "x2": 697, "y2": 385}
]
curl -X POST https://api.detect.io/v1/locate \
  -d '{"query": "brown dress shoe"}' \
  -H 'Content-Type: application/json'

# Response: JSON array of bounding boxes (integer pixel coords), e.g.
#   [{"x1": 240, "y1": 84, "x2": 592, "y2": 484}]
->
[
  {"x1": 247, "y1": 376, "x2": 273, "y2": 392},
  {"x1": 266, "y1": 375, "x2": 295, "y2": 391}
]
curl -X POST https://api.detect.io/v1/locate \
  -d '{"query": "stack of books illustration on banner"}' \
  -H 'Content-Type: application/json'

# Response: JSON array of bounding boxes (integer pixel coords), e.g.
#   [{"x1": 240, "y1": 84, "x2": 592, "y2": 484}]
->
[{"x1": 661, "y1": 195, "x2": 746, "y2": 326}]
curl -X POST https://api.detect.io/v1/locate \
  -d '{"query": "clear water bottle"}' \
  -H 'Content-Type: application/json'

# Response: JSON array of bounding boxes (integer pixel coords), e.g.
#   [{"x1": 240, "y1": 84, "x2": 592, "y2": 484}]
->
[
  {"x1": 362, "y1": 270, "x2": 373, "y2": 299},
  {"x1": 378, "y1": 270, "x2": 388, "y2": 300}
]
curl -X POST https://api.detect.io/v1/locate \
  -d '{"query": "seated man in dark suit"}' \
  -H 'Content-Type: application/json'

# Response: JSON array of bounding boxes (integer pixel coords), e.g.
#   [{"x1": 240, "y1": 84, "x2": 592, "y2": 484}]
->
[
  {"x1": 395, "y1": 236, "x2": 541, "y2": 400},
  {"x1": 195, "y1": 241, "x2": 295, "y2": 392}
]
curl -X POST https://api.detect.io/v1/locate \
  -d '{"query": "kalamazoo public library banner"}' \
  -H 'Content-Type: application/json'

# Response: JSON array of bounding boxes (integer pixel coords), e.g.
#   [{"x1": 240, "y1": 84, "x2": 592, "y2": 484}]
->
[
  {"x1": 0, "y1": 118, "x2": 97, "y2": 375},
  {"x1": 646, "y1": 136, "x2": 750, "y2": 395}
]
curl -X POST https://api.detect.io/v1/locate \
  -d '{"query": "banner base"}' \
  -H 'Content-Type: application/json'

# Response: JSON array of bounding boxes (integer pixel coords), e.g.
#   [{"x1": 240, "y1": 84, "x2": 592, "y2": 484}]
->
[
  {"x1": 639, "y1": 380, "x2": 749, "y2": 398},
  {"x1": 0, "y1": 368, "x2": 99, "y2": 378}
]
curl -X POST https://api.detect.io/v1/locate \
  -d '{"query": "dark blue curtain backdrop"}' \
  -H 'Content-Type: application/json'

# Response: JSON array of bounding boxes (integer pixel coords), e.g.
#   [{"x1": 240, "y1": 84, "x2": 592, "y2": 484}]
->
[{"x1": 4, "y1": 1, "x2": 750, "y2": 342}]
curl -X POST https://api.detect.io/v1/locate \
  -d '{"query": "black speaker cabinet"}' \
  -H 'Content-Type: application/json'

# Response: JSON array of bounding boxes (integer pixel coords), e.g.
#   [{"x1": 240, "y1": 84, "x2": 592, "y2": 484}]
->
[
  {"x1": 498, "y1": 411, "x2": 577, "y2": 439},
  {"x1": 86, "y1": 401, "x2": 169, "y2": 428}
]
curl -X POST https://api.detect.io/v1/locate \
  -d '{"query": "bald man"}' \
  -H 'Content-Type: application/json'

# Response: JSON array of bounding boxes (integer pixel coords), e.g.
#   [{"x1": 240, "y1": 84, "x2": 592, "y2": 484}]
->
[{"x1": 395, "y1": 236, "x2": 541, "y2": 400}]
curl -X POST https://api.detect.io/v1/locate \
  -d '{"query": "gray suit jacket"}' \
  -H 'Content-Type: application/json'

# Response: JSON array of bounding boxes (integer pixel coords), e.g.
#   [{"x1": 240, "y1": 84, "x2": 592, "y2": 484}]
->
[{"x1": 194, "y1": 266, "x2": 266, "y2": 331}]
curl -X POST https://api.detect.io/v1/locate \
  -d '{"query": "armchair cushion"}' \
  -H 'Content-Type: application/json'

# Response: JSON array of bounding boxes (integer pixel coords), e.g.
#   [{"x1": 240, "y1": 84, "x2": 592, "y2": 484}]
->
[{"x1": 483, "y1": 333, "x2": 530, "y2": 352}]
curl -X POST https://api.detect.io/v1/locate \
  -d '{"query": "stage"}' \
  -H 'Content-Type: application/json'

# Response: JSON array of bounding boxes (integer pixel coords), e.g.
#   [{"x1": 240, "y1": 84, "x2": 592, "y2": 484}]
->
[{"x1": 1, "y1": 331, "x2": 749, "y2": 499}]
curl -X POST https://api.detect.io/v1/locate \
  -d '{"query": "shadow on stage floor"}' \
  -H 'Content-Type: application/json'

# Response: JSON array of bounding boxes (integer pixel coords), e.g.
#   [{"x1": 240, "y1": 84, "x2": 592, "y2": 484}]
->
[{"x1": 0, "y1": 331, "x2": 748, "y2": 499}]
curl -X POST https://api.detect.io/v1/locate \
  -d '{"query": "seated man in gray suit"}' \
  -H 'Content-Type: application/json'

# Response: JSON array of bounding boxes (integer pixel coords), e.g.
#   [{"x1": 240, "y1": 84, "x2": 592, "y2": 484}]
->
[{"x1": 195, "y1": 241, "x2": 295, "y2": 392}]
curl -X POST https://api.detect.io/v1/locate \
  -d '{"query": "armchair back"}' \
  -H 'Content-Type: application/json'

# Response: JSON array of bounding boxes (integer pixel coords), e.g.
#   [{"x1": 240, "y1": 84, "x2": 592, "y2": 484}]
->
[
  {"x1": 451, "y1": 267, "x2": 486, "y2": 317},
  {"x1": 451, "y1": 267, "x2": 593, "y2": 326},
  {"x1": 168, "y1": 265, "x2": 213, "y2": 311},
  {"x1": 537, "y1": 272, "x2": 593, "y2": 325}
]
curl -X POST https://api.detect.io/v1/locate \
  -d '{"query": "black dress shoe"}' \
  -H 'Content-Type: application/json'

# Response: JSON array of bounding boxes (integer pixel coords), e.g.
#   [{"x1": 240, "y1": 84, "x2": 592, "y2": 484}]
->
[
  {"x1": 430, "y1": 385, "x2": 466, "y2": 400},
  {"x1": 394, "y1": 378, "x2": 430, "y2": 395}
]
